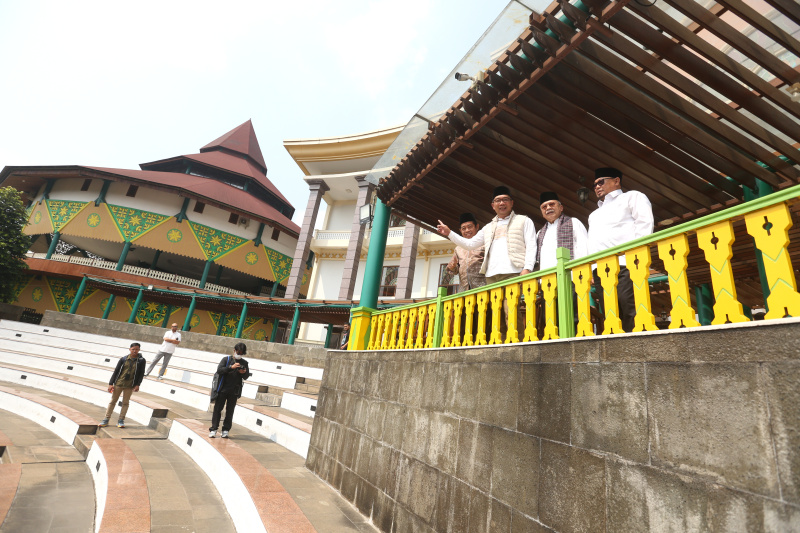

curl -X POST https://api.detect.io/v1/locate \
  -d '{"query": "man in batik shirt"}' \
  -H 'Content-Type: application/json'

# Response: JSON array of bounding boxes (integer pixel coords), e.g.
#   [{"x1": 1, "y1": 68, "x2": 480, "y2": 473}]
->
[{"x1": 445, "y1": 213, "x2": 486, "y2": 293}]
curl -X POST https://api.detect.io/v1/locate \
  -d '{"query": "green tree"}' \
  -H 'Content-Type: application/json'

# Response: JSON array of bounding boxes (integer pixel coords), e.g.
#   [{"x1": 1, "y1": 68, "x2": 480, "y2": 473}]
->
[{"x1": 0, "y1": 187, "x2": 31, "y2": 303}]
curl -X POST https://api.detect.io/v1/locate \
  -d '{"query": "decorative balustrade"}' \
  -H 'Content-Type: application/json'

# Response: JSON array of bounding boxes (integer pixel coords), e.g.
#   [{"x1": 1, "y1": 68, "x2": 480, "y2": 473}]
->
[
  {"x1": 314, "y1": 230, "x2": 351, "y2": 240},
  {"x1": 349, "y1": 185, "x2": 800, "y2": 350}
]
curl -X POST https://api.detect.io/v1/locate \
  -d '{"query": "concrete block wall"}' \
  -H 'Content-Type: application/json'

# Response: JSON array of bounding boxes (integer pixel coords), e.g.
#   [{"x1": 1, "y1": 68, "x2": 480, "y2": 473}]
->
[
  {"x1": 39, "y1": 311, "x2": 328, "y2": 368},
  {"x1": 306, "y1": 319, "x2": 800, "y2": 532}
]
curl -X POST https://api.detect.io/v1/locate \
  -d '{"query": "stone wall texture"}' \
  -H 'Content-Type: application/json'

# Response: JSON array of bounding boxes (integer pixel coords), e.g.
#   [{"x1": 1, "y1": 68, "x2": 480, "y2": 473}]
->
[
  {"x1": 306, "y1": 318, "x2": 800, "y2": 532},
  {"x1": 39, "y1": 311, "x2": 328, "y2": 368}
]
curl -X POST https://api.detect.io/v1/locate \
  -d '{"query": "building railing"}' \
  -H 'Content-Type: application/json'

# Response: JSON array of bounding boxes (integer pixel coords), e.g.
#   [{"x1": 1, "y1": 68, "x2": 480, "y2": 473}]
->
[
  {"x1": 313, "y1": 230, "x2": 351, "y2": 240},
  {"x1": 27, "y1": 253, "x2": 250, "y2": 296},
  {"x1": 349, "y1": 184, "x2": 800, "y2": 350}
]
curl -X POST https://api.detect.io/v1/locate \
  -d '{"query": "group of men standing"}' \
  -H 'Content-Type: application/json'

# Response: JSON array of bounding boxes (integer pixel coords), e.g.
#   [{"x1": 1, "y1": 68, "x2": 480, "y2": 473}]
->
[{"x1": 437, "y1": 166, "x2": 654, "y2": 333}]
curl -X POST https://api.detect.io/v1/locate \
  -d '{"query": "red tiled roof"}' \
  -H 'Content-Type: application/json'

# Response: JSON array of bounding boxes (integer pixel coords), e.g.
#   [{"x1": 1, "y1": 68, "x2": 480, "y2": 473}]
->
[
  {"x1": 85, "y1": 166, "x2": 300, "y2": 236},
  {"x1": 201, "y1": 119, "x2": 267, "y2": 171},
  {"x1": 182, "y1": 151, "x2": 290, "y2": 204}
]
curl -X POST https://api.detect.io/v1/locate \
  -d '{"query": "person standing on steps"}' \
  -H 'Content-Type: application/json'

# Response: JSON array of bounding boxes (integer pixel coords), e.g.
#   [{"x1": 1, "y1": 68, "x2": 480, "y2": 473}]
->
[
  {"x1": 209, "y1": 343, "x2": 251, "y2": 439},
  {"x1": 145, "y1": 322, "x2": 181, "y2": 380},
  {"x1": 99, "y1": 343, "x2": 146, "y2": 428}
]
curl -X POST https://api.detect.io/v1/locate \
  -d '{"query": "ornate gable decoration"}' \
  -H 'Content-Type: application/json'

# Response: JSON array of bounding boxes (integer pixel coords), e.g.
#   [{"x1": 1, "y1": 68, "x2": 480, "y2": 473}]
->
[
  {"x1": 188, "y1": 222, "x2": 248, "y2": 262},
  {"x1": 107, "y1": 205, "x2": 171, "y2": 242},
  {"x1": 46, "y1": 200, "x2": 88, "y2": 232},
  {"x1": 264, "y1": 247, "x2": 292, "y2": 283}
]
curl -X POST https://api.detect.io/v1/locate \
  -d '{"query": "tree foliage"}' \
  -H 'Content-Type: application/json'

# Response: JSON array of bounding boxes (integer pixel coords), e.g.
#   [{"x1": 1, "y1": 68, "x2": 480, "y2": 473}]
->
[{"x1": 0, "y1": 187, "x2": 31, "y2": 303}]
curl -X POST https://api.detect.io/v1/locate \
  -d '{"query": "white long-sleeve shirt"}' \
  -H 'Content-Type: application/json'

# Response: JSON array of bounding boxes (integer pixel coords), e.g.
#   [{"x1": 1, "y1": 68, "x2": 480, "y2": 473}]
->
[
  {"x1": 447, "y1": 214, "x2": 537, "y2": 278},
  {"x1": 538, "y1": 217, "x2": 589, "y2": 270},
  {"x1": 587, "y1": 189, "x2": 654, "y2": 266}
]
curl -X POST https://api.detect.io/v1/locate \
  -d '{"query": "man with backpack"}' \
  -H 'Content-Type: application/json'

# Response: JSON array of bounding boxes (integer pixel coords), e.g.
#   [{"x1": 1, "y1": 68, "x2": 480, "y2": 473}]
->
[{"x1": 209, "y1": 343, "x2": 251, "y2": 439}]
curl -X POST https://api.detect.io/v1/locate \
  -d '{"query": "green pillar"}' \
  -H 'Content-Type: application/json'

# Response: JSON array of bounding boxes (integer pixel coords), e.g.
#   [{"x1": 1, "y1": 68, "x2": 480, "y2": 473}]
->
[
  {"x1": 270, "y1": 281, "x2": 280, "y2": 297},
  {"x1": 216, "y1": 313, "x2": 227, "y2": 336},
  {"x1": 102, "y1": 294, "x2": 116, "y2": 320},
  {"x1": 324, "y1": 323, "x2": 333, "y2": 349},
  {"x1": 128, "y1": 289, "x2": 144, "y2": 323},
  {"x1": 45, "y1": 231, "x2": 60, "y2": 259},
  {"x1": 116, "y1": 241, "x2": 132, "y2": 271},
  {"x1": 175, "y1": 197, "x2": 190, "y2": 222},
  {"x1": 743, "y1": 180, "x2": 775, "y2": 311},
  {"x1": 95, "y1": 180, "x2": 111, "y2": 206},
  {"x1": 68, "y1": 277, "x2": 88, "y2": 314},
  {"x1": 287, "y1": 306, "x2": 301, "y2": 345},
  {"x1": 253, "y1": 223, "x2": 265, "y2": 246},
  {"x1": 151, "y1": 250, "x2": 161, "y2": 270},
  {"x1": 359, "y1": 199, "x2": 391, "y2": 309},
  {"x1": 199, "y1": 260, "x2": 213, "y2": 289},
  {"x1": 694, "y1": 283, "x2": 714, "y2": 326},
  {"x1": 269, "y1": 318, "x2": 279, "y2": 342},
  {"x1": 214, "y1": 265, "x2": 224, "y2": 285},
  {"x1": 556, "y1": 247, "x2": 576, "y2": 339},
  {"x1": 161, "y1": 304, "x2": 173, "y2": 328},
  {"x1": 183, "y1": 296, "x2": 197, "y2": 330},
  {"x1": 235, "y1": 302, "x2": 248, "y2": 338}
]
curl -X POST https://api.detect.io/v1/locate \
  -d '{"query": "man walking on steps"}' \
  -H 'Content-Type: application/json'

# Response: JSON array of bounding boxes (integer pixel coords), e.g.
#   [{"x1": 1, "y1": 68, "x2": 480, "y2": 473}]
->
[
  {"x1": 99, "y1": 343, "x2": 146, "y2": 428},
  {"x1": 145, "y1": 322, "x2": 181, "y2": 380}
]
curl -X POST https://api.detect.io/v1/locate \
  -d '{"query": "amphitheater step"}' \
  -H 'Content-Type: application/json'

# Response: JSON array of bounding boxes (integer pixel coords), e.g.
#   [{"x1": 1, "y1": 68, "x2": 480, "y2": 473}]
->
[{"x1": 254, "y1": 391, "x2": 282, "y2": 406}]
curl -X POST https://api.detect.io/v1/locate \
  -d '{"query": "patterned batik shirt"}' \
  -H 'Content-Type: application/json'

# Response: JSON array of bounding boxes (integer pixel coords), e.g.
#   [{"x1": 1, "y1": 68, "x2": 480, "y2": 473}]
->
[{"x1": 446, "y1": 246, "x2": 487, "y2": 293}]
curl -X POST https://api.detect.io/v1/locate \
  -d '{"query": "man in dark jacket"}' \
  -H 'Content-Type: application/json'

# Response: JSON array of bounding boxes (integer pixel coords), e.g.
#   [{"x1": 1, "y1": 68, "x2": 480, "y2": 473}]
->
[
  {"x1": 209, "y1": 342, "x2": 251, "y2": 439},
  {"x1": 99, "y1": 343, "x2": 146, "y2": 428}
]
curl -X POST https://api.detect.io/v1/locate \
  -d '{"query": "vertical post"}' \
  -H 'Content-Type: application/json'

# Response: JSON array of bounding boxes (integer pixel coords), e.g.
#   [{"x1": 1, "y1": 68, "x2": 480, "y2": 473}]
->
[
  {"x1": 95, "y1": 180, "x2": 111, "y2": 206},
  {"x1": 216, "y1": 313, "x2": 227, "y2": 336},
  {"x1": 324, "y1": 323, "x2": 333, "y2": 349},
  {"x1": 286, "y1": 180, "x2": 329, "y2": 299},
  {"x1": 743, "y1": 180, "x2": 775, "y2": 311},
  {"x1": 235, "y1": 302, "x2": 248, "y2": 338},
  {"x1": 68, "y1": 276, "x2": 88, "y2": 314},
  {"x1": 151, "y1": 250, "x2": 161, "y2": 270},
  {"x1": 214, "y1": 265, "x2": 224, "y2": 285},
  {"x1": 45, "y1": 231, "x2": 60, "y2": 259},
  {"x1": 556, "y1": 247, "x2": 576, "y2": 339},
  {"x1": 432, "y1": 287, "x2": 447, "y2": 348},
  {"x1": 199, "y1": 260, "x2": 213, "y2": 289},
  {"x1": 269, "y1": 318, "x2": 280, "y2": 342},
  {"x1": 161, "y1": 304, "x2": 173, "y2": 328},
  {"x1": 102, "y1": 294, "x2": 116, "y2": 320},
  {"x1": 359, "y1": 199, "x2": 391, "y2": 310},
  {"x1": 288, "y1": 305, "x2": 301, "y2": 345},
  {"x1": 175, "y1": 197, "x2": 190, "y2": 222},
  {"x1": 694, "y1": 284, "x2": 714, "y2": 326},
  {"x1": 116, "y1": 241, "x2": 132, "y2": 271},
  {"x1": 42, "y1": 179, "x2": 55, "y2": 200},
  {"x1": 270, "y1": 281, "x2": 280, "y2": 297},
  {"x1": 253, "y1": 223, "x2": 265, "y2": 246},
  {"x1": 128, "y1": 289, "x2": 144, "y2": 323},
  {"x1": 183, "y1": 296, "x2": 197, "y2": 330}
]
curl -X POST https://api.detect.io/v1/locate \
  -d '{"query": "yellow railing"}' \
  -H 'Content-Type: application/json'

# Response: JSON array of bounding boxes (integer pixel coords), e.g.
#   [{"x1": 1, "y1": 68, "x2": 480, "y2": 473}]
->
[{"x1": 349, "y1": 185, "x2": 800, "y2": 350}]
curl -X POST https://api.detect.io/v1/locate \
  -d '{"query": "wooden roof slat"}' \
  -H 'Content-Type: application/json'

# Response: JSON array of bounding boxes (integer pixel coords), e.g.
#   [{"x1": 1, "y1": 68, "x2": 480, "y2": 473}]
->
[
  {"x1": 715, "y1": 0, "x2": 800, "y2": 60},
  {"x1": 606, "y1": 10, "x2": 800, "y2": 168},
  {"x1": 660, "y1": 0, "x2": 800, "y2": 85},
  {"x1": 561, "y1": 50, "x2": 788, "y2": 187},
  {"x1": 630, "y1": 2, "x2": 800, "y2": 121},
  {"x1": 761, "y1": 0, "x2": 800, "y2": 28}
]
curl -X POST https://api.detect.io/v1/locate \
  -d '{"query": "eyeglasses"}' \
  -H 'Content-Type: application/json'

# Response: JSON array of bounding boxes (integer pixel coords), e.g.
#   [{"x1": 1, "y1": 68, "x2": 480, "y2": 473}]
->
[
  {"x1": 593, "y1": 178, "x2": 614, "y2": 188},
  {"x1": 492, "y1": 196, "x2": 512, "y2": 204}
]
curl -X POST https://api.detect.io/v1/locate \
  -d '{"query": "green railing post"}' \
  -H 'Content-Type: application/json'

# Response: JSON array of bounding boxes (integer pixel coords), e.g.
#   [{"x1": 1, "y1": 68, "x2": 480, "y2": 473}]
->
[
  {"x1": 161, "y1": 304, "x2": 173, "y2": 328},
  {"x1": 432, "y1": 287, "x2": 447, "y2": 348},
  {"x1": 102, "y1": 294, "x2": 115, "y2": 320},
  {"x1": 269, "y1": 318, "x2": 280, "y2": 342},
  {"x1": 359, "y1": 199, "x2": 391, "y2": 310},
  {"x1": 45, "y1": 231, "x2": 60, "y2": 259},
  {"x1": 694, "y1": 284, "x2": 714, "y2": 326},
  {"x1": 288, "y1": 305, "x2": 301, "y2": 345},
  {"x1": 68, "y1": 276, "x2": 88, "y2": 314},
  {"x1": 199, "y1": 260, "x2": 213, "y2": 289},
  {"x1": 183, "y1": 296, "x2": 197, "y2": 330},
  {"x1": 128, "y1": 289, "x2": 144, "y2": 323},
  {"x1": 556, "y1": 247, "x2": 575, "y2": 339},
  {"x1": 235, "y1": 302, "x2": 248, "y2": 339},
  {"x1": 116, "y1": 241, "x2": 132, "y2": 271},
  {"x1": 324, "y1": 323, "x2": 333, "y2": 349},
  {"x1": 216, "y1": 313, "x2": 227, "y2": 336}
]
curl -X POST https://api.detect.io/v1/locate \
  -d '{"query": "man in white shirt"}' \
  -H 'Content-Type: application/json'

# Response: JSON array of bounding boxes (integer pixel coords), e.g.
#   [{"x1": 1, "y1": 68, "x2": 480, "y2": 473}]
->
[
  {"x1": 145, "y1": 322, "x2": 182, "y2": 380},
  {"x1": 587, "y1": 167, "x2": 654, "y2": 332}
]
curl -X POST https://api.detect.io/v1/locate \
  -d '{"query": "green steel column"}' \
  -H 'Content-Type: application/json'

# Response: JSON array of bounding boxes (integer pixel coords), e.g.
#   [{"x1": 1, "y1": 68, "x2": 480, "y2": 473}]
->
[
  {"x1": 116, "y1": 241, "x2": 132, "y2": 271},
  {"x1": 556, "y1": 247, "x2": 576, "y2": 339},
  {"x1": 324, "y1": 323, "x2": 333, "y2": 349},
  {"x1": 253, "y1": 223, "x2": 265, "y2": 246},
  {"x1": 359, "y1": 199, "x2": 391, "y2": 309},
  {"x1": 743, "y1": 181, "x2": 775, "y2": 311},
  {"x1": 183, "y1": 296, "x2": 197, "y2": 330},
  {"x1": 102, "y1": 294, "x2": 116, "y2": 320},
  {"x1": 269, "y1": 318, "x2": 280, "y2": 342},
  {"x1": 287, "y1": 305, "x2": 301, "y2": 345},
  {"x1": 175, "y1": 197, "x2": 190, "y2": 222},
  {"x1": 45, "y1": 231, "x2": 60, "y2": 259},
  {"x1": 95, "y1": 180, "x2": 111, "y2": 206},
  {"x1": 694, "y1": 283, "x2": 714, "y2": 326},
  {"x1": 235, "y1": 302, "x2": 248, "y2": 338},
  {"x1": 151, "y1": 250, "x2": 161, "y2": 270},
  {"x1": 199, "y1": 260, "x2": 213, "y2": 289},
  {"x1": 161, "y1": 304, "x2": 173, "y2": 328},
  {"x1": 216, "y1": 313, "x2": 227, "y2": 336},
  {"x1": 68, "y1": 277, "x2": 88, "y2": 314},
  {"x1": 432, "y1": 287, "x2": 447, "y2": 348},
  {"x1": 42, "y1": 179, "x2": 55, "y2": 200},
  {"x1": 214, "y1": 265, "x2": 224, "y2": 285},
  {"x1": 128, "y1": 289, "x2": 144, "y2": 323},
  {"x1": 270, "y1": 281, "x2": 280, "y2": 297}
]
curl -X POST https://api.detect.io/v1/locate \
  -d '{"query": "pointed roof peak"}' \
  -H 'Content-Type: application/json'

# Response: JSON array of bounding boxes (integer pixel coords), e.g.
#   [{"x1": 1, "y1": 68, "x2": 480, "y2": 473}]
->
[{"x1": 200, "y1": 120, "x2": 267, "y2": 173}]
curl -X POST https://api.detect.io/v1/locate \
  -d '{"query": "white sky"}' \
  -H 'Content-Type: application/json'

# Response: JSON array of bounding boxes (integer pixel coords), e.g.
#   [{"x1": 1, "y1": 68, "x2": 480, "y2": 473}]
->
[{"x1": 0, "y1": 0, "x2": 518, "y2": 223}]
